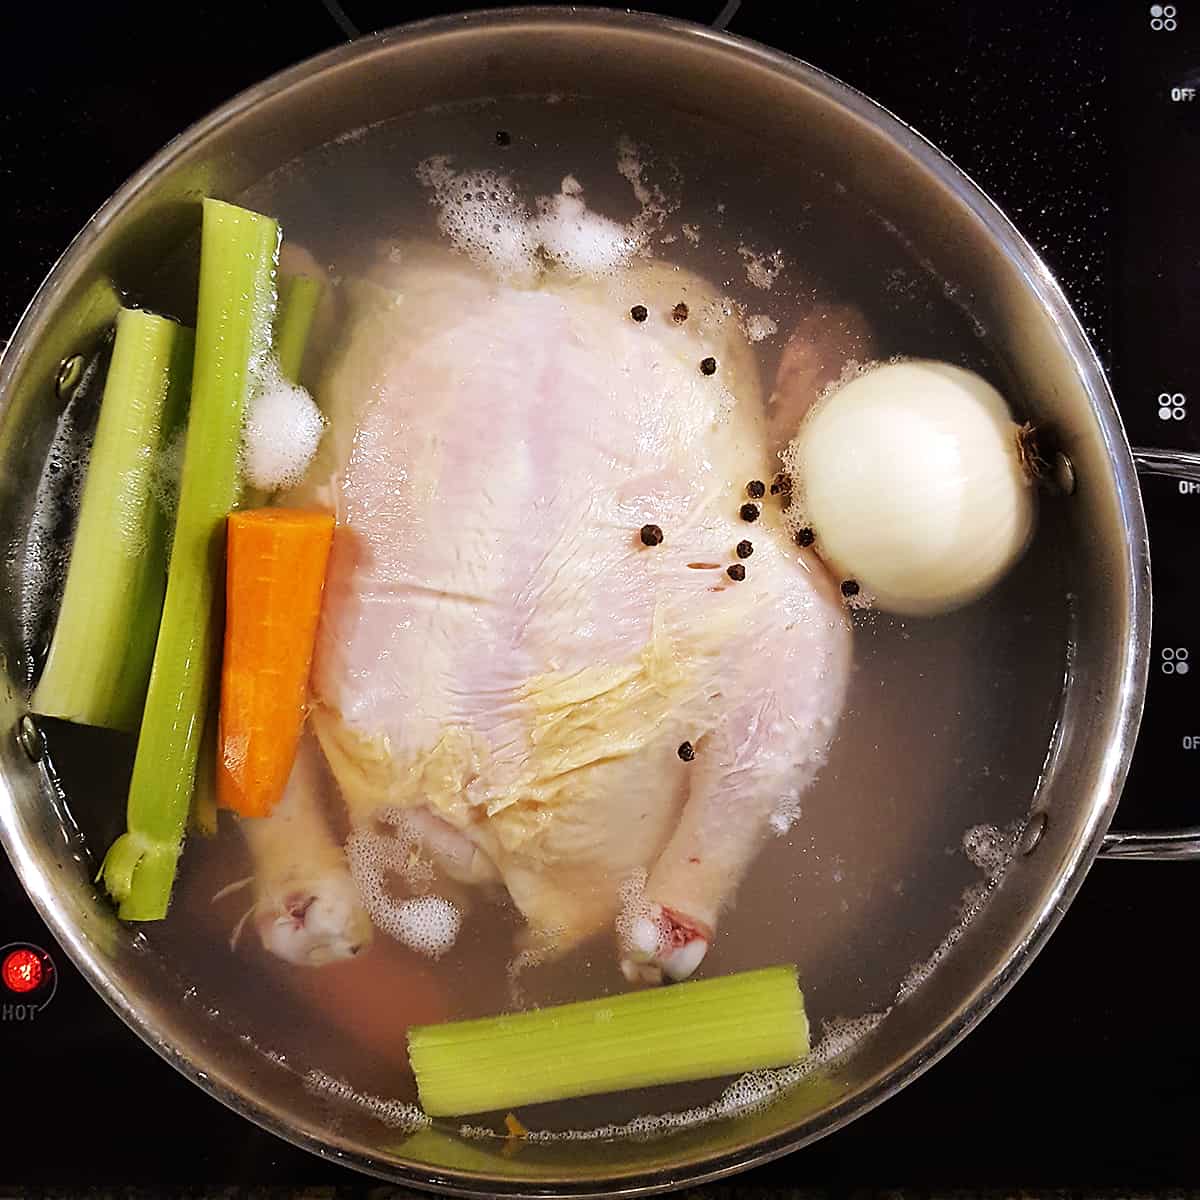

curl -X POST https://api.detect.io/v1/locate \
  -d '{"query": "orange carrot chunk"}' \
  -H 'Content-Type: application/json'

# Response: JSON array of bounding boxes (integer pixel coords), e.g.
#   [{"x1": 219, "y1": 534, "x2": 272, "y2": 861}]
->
[{"x1": 216, "y1": 508, "x2": 335, "y2": 818}]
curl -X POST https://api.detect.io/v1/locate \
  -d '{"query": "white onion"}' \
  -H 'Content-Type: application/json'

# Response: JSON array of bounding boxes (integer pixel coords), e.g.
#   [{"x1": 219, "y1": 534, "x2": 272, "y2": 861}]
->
[{"x1": 786, "y1": 360, "x2": 1036, "y2": 616}]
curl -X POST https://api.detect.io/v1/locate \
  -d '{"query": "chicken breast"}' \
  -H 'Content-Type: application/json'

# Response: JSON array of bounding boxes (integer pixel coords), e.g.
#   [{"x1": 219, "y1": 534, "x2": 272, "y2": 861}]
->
[{"x1": 250, "y1": 245, "x2": 851, "y2": 983}]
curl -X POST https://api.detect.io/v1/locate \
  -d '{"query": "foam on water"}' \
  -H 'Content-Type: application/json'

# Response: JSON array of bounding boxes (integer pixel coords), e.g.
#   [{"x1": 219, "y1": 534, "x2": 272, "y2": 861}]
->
[
  {"x1": 455, "y1": 1011, "x2": 887, "y2": 1143},
  {"x1": 416, "y1": 157, "x2": 538, "y2": 280},
  {"x1": 738, "y1": 244, "x2": 786, "y2": 291},
  {"x1": 416, "y1": 138, "x2": 674, "y2": 283},
  {"x1": 241, "y1": 355, "x2": 326, "y2": 492},
  {"x1": 745, "y1": 314, "x2": 778, "y2": 343},
  {"x1": 768, "y1": 786, "x2": 804, "y2": 835},
  {"x1": 614, "y1": 868, "x2": 655, "y2": 962},
  {"x1": 532, "y1": 175, "x2": 640, "y2": 275},
  {"x1": 305, "y1": 1069, "x2": 429, "y2": 1132},
  {"x1": 895, "y1": 819, "x2": 1022, "y2": 1003},
  {"x1": 962, "y1": 820, "x2": 1018, "y2": 880},
  {"x1": 345, "y1": 808, "x2": 461, "y2": 957}
]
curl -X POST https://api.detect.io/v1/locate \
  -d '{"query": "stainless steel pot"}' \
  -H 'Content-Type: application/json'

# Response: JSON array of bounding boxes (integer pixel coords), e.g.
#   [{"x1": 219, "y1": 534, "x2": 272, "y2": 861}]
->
[{"x1": 0, "y1": 8, "x2": 1193, "y2": 1195}]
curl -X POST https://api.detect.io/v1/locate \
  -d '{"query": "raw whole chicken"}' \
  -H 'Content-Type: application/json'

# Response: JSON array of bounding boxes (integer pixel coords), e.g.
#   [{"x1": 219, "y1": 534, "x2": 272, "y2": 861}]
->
[{"x1": 242, "y1": 242, "x2": 855, "y2": 984}]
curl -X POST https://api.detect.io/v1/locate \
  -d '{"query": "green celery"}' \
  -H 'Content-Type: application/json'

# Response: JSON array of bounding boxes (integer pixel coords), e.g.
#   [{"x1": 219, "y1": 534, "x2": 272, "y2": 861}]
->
[
  {"x1": 102, "y1": 198, "x2": 279, "y2": 920},
  {"x1": 407, "y1": 965, "x2": 808, "y2": 1117},
  {"x1": 32, "y1": 309, "x2": 192, "y2": 732},
  {"x1": 274, "y1": 273, "x2": 323, "y2": 383},
  {"x1": 238, "y1": 270, "x2": 326, "y2": 510},
  {"x1": 188, "y1": 704, "x2": 219, "y2": 837}
]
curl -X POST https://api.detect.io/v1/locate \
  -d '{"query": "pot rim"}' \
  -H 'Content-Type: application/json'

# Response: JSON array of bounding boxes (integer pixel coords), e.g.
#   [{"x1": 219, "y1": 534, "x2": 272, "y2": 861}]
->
[{"x1": 0, "y1": 7, "x2": 1150, "y2": 1196}]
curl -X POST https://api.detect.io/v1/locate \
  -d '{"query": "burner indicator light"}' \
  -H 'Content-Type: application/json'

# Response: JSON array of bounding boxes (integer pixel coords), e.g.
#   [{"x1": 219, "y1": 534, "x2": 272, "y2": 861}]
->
[{"x1": 2, "y1": 947, "x2": 44, "y2": 995}]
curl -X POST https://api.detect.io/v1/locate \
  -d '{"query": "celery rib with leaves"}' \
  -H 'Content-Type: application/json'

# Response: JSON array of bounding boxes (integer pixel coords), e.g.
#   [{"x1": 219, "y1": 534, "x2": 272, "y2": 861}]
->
[
  {"x1": 407, "y1": 965, "x2": 808, "y2": 1117},
  {"x1": 102, "y1": 198, "x2": 279, "y2": 921},
  {"x1": 32, "y1": 308, "x2": 192, "y2": 732}
]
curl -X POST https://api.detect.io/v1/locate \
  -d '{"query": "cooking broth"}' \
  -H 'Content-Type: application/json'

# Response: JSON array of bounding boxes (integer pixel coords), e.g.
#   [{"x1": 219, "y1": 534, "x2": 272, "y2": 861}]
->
[{"x1": 23, "y1": 94, "x2": 1069, "y2": 1139}]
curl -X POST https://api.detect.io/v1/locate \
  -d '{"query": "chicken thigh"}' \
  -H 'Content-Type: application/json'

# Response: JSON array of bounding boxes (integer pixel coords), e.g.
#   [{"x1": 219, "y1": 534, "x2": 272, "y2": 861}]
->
[{"x1": 247, "y1": 245, "x2": 851, "y2": 983}]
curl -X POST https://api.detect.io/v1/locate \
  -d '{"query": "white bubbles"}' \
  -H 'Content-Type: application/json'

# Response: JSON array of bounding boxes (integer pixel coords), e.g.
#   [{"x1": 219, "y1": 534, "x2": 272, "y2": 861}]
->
[
  {"x1": 768, "y1": 787, "x2": 803, "y2": 834},
  {"x1": 504, "y1": 1010, "x2": 886, "y2": 1143},
  {"x1": 896, "y1": 894, "x2": 975, "y2": 1002},
  {"x1": 962, "y1": 820, "x2": 1019, "y2": 882},
  {"x1": 737, "y1": 244, "x2": 786, "y2": 291},
  {"x1": 241, "y1": 355, "x2": 326, "y2": 493},
  {"x1": 19, "y1": 361, "x2": 100, "y2": 674},
  {"x1": 391, "y1": 895, "x2": 461, "y2": 957},
  {"x1": 616, "y1": 870, "x2": 671, "y2": 983},
  {"x1": 745, "y1": 314, "x2": 778, "y2": 343},
  {"x1": 531, "y1": 180, "x2": 639, "y2": 276},
  {"x1": 416, "y1": 138, "x2": 674, "y2": 284},
  {"x1": 416, "y1": 156, "x2": 538, "y2": 281},
  {"x1": 896, "y1": 820, "x2": 1021, "y2": 1003},
  {"x1": 616, "y1": 135, "x2": 676, "y2": 240},
  {"x1": 345, "y1": 808, "x2": 461, "y2": 957},
  {"x1": 151, "y1": 426, "x2": 186, "y2": 532},
  {"x1": 615, "y1": 870, "x2": 655, "y2": 956},
  {"x1": 305, "y1": 1069, "x2": 429, "y2": 1132}
]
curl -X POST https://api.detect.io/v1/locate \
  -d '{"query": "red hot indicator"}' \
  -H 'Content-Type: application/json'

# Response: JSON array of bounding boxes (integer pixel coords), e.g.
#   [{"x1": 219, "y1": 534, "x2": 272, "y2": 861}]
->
[{"x1": 2, "y1": 947, "x2": 45, "y2": 994}]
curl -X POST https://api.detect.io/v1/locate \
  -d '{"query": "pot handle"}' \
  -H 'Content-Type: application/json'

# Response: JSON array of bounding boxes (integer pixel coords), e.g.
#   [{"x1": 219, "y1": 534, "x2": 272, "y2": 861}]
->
[{"x1": 1098, "y1": 446, "x2": 1200, "y2": 860}]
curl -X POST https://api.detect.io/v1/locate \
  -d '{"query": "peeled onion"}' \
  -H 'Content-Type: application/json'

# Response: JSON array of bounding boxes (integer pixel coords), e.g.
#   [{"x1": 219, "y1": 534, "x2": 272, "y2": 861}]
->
[{"x1": 786, "y1": 360, "x2": 1036, "y2": 616}]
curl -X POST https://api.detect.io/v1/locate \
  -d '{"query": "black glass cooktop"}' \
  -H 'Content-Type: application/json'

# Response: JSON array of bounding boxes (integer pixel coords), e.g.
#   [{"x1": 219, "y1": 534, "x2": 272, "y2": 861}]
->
[{"x1": 3, "y1": 0, "x2": 1199, "y2": 1192}]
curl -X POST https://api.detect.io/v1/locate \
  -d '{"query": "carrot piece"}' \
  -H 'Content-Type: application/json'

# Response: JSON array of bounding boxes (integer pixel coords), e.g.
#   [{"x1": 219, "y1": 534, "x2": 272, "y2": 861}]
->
[{"x1": 216, "y1": 508, "x2": 335, "y2": 818}]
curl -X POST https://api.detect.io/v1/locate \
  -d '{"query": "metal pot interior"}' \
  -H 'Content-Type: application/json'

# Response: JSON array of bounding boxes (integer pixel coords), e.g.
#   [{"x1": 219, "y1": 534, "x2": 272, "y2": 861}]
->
[{"x1": 0, "y1": 10, "x2": 1148, "y2": 1195}]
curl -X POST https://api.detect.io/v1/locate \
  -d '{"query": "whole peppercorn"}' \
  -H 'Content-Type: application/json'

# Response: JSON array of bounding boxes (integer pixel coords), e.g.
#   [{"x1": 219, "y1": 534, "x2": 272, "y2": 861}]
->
[
  {"x1": 739, "y1": 502, "x2": 760, "y2": 523},
  {"x1": 677, "y1": 741, "x2": 696, "y2": 762},
  {"x1": 746, "y1": 480, "x2": 766, "y2": 499},
  {"x1": 795, "y1": 528, "x2": 816, "y2": 548},
  {"x1": 727, "y1": 563, "x2": 746, "y2": 581},
  {"x1": 640, "y1": 523, "x2": 664, "y2": 546},
  {"x1": 841, "y1": 579, "x2": 861, "y2": 598},
  {"x1": 630, "y1": 304, "x2": 649, "y2": 323},
  {"x1": 699, "y1": 356, "x2": 718, "y2": 376},
  {"x1": 736, "y1": 540, "x2": 753, "y2": 559},
  {"x1": 672, "y1": 302, "x2": 689, "y2": 323}
]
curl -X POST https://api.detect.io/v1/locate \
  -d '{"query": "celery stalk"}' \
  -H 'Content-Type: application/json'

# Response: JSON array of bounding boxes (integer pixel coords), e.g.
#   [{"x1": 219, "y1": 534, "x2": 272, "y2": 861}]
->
[
  {"x1": 238, "y1": 271, "x2": 325, "y2": 510},
  {"x1": 188, "y1": 704, "x2": 219, "y2": 837},
  {"x1": 407, "y1": 965, "x2": 808, "y2": 1117},
  {"x1": 32, "y1": 309, "x2": 192, "y2": 732},
  {"x1": 101, "y1": 198, "x2": 279, "y2": 921},
  {"x1": 274, "y1": 274, "x2": 323, "y2": 383}
]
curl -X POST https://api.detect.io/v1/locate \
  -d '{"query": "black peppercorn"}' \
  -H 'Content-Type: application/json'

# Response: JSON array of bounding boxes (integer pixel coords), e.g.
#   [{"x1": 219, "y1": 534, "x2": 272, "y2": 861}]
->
[
  {"x1": 841, "y1": 579, "x2": 860, "y2": 597},
  {"x1": 746, "y1": 480, "x2": 766, "y2": 499},
  {"x1": 678, "y1": 741, "x2": 696, "y2": 762},
  {"x1": 699, "y1": 356, "x2": 718, "y2": 376},
  {"x1": 795, "y1": 528, "x2": 815, "y2": 548},
  {"x1": 739, "y1": 502, "x2": 760, "y2": 523},
  {"x1": 640, "y1": 523, "x2": 664, "y2": 546},
  {"x1": 727, "y1": 563, "x2": 746, "y2": 581},
  {"x1": 736, "y1": 539, "x2": 753, "y2": 559},
  {"x1": 672, "y1": 302, "x2": 689, "y2": 323},
  {"x1": 495, "y1": 130, "x2": 512, "y2": 147},
  {"x1": 770, "y1": 472, "x2": 793, "y2": 497},
  {"x1": 630, "y1": 304, "x2": 648, "y2": 323}
]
